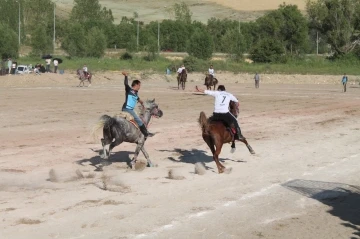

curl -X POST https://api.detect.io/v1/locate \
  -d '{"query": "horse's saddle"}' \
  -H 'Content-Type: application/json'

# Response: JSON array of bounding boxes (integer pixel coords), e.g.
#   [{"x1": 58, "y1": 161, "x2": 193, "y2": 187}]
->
[{"x1": 113, "y1": 112, "x2": 139, "y2": 129}]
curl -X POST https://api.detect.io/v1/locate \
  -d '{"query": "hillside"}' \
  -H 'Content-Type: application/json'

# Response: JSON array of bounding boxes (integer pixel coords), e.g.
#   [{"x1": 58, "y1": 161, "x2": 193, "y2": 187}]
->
[{"x1": 54, "y1": 0, "x2": 306, "y2": 23}]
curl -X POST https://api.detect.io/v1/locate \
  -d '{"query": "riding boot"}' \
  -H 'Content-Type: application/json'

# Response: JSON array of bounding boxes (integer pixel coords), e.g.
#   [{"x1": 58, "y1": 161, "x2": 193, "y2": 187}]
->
[
  {"x1": 139, "y1": 125, "x2": 153, "y2": 139},
  {"x1": 236, "y1": 127, "x2": 245, "y2": 140}
]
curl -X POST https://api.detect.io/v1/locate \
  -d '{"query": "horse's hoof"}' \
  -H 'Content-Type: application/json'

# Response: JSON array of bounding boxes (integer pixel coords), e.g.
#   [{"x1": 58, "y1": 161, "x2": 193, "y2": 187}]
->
[
  {"x1": 250, "y1": 150, "x2": 256, "y2": 155},
  {"x1": 230, "y1": 148, "x2": 236, "y2": 154},
  {"x1": 147, "y1": 162, "x2": 153, "y2": 167}
]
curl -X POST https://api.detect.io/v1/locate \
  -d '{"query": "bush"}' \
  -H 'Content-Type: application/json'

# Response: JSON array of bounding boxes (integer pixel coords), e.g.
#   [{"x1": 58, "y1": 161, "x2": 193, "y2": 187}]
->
[
  {"x1": 183, "y1": 56, "x2": 208, "y2": 72},
  {"x1": 0, "y1": 23, "x2": 19, "y2": 59},
  {"x1": 250, "y1": 38, "x2": 285, "y2": 63},
  {"x1": 120, "y1": 52, "x2": 133, "y2": 60},
  {"x1": 187, "y1": 30, "x2": 213, "y2": 60}
]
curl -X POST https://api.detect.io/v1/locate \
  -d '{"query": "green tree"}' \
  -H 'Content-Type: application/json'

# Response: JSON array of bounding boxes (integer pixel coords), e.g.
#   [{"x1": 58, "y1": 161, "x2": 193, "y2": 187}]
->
[
  {"x1": 307, "y1": 0, "x2": 360, "y2": 56},
  {"x1": 61, "y1": 23, "x2": 86, "y2": 57},
  {"x1": 30, "y1": 25, "x2": 53, "y2": 56},
  {"x1": 221, "y1": 29, "x2": 245, "y2": 61},
  {"x1": 85, "y1": 27, "x2": 107, "y2": 57},
  {"x1": 70, "y1": 0, "x2": 113, "y2": 23},
  {"x1": 250, "y1": 38, "x2": 285, "y2": 63},
  {"x1": 0, "y1": 22, "x2": 19, "y2": 58},
  {"x1": 255, "y1": 4, "x2": 309, "y2": 54},
  {"x1": 173, "y1": 2, "x2": 192, "y2": 24},
  {"x1": 187, "y1": 30, "x2": 213, "y2": 60}
]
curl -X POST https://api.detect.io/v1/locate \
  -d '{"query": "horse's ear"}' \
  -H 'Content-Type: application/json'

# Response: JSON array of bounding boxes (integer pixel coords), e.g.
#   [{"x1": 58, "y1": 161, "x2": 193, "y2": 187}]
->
[{"x1": 151, "y1": 98, "x2": 155, "y2": 103}]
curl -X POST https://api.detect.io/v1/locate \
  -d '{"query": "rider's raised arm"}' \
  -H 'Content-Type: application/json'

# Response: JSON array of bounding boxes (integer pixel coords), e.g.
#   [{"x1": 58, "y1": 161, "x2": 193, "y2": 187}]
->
[
  {"x1": 122, "y1": 72, "x2": 131, "y2": 91},
  {"x1": 204, "y1": 90, "x2": 218, "y2": 97}
]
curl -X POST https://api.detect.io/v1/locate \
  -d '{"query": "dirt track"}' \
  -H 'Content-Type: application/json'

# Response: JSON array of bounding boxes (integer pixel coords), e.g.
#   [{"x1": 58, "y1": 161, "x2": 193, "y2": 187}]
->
[{"x1": 0, "y1": 73, "x2": 359, "y2": 239}]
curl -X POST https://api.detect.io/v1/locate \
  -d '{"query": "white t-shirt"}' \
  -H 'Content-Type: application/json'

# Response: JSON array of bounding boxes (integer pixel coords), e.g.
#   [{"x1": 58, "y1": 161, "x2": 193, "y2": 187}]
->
[
  {"x1": 204, "y1": 90, "x2": 238, "y2": 113},
  {"x1": 53, "y1": 60, "x2": 58, "y2": 66},
  {"x1": 46, "y1": 59, "x2": 51, "y2": 65},
  {"x1": 208, "y1": 68, "x2": 214, "y2": 76},
  {"x1": 83, "y1": 67, "x2": 88, "y2": 72},
  {"x1": 177, "y1": 67, "x2": 185, "y2": 73}
]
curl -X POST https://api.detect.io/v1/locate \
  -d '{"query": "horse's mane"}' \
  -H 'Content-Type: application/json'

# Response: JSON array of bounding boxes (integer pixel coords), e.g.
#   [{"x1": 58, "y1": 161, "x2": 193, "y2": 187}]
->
[{"x1": 137, "y1": 99, "x2": 155, "y2": 116}]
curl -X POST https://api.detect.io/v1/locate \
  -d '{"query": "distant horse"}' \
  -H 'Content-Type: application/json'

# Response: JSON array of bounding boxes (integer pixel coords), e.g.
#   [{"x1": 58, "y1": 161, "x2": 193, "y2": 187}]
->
[
  {"x1": 198, "y1": 101, "x2": 255, "y2": 174},
  {"x1": 92, "y1": 99, "x2": 163, "y2": 168},
  {"x1": 77, "y1": 69, "x2": 92, "y2": 87},
  {"x1": 177, "y1": 69, "x2": 187, "y2": 90},
  {"x1": 204, "y1": 74, "x2": 218, "y2": 90}
]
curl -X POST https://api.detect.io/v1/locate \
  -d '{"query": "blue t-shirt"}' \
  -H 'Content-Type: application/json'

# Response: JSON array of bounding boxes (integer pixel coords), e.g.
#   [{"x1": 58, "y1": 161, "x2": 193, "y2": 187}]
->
[
  {"x1": 122, "y1": 76, "x2": 139, "y2": 110},
  {"x1": 342, "y1": 76, "x2": 348, "y2": 83}
]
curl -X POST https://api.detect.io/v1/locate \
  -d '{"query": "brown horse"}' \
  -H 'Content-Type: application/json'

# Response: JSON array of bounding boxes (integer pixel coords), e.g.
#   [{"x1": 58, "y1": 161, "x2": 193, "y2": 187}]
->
[
  {"x1": 198, "y1": 101, "x2": 255, "y2": 174},
  {"x1": 204, "y1": 74, "x2": 218, "y2": 90},
  {"x1": 177, "y1": 69, "x2": 187, "y2": 90}
]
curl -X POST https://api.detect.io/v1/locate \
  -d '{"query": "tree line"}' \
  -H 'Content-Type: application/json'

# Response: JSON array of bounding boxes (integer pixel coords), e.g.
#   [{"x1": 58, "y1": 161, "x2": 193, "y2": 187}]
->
[{"x1": 1, "y1": 0, "x2": 360, "y2": 63}]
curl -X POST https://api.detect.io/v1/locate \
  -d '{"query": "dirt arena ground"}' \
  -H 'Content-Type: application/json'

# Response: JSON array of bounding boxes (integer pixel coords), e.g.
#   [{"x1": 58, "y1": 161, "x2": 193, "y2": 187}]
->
[{"x1": 0, "y1": 72, "x2": 359, "y2": 239}]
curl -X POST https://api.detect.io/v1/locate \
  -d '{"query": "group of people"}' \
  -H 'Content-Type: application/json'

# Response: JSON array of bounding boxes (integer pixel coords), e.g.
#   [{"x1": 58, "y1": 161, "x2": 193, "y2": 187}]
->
[{"x1": 43, "y1": 58, "x2": 59, "y2": 73}]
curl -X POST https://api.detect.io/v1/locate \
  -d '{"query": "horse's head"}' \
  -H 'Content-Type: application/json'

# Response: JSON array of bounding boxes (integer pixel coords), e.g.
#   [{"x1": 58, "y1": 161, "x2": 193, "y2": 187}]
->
[
  {"x1": 229, "y1": 100, "x2": 239, "y2": 118},
  {"x1": 181, "y1": 69, "x2": 187, "y2": 75},
  {"x1": 142, "y1": 98, "x2": 163, "y2": 118}
]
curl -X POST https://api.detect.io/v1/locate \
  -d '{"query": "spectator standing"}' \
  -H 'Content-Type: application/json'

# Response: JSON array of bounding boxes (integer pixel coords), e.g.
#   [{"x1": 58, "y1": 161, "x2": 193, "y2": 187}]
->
[
  {"x1": 53, "y1": 59, "x2": 58, "y2": 73},
  {"x1": 45, "y1": 58, "x2": 51, "y2": 72},
  {"x1": 7, "y1": 58, "x2": 12, "y2": 74},
  {"x1": 342, "y1": 73, "x2": 348, "y2": 92},
  {"x1": 254, "y1": 73, "x2": 260, "y2": 88}
]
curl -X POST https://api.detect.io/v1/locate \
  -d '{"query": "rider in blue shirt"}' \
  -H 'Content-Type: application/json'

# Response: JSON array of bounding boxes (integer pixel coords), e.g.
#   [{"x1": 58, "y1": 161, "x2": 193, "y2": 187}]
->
[{"x1": 121, "y1": 72, "x2": 152, "y2": 138}]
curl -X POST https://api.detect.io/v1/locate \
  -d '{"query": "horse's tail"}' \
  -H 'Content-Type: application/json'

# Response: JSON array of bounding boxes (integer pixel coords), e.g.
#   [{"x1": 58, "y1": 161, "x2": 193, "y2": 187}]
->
[
  {"x1": 91, "y1": 115, "x2": 115, "y2": 140},
  {"x1": 198, "y1": 111, "x2": 209, "y2": 133}
]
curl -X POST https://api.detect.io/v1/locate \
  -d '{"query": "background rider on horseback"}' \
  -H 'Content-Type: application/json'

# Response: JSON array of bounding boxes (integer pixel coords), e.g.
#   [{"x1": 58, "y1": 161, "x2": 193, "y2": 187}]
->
[
  {"x1": 196, "y1": 85, "x2": 244, "y2": 141},
  {"x1": 177, "y1": 64, "x2": 186, "y2": 81},
  {"x1": 83, "y1": 64, "x2": 89, "y2": 78},
  {"x1": 121, "y1": 72, "x2": 153, "y2": 139}
]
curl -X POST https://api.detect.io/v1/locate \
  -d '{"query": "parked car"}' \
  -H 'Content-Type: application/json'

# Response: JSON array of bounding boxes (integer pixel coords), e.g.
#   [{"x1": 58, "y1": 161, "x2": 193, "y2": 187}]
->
[{"x1": 16, "y1": 65, "x2": 30, "y2": 74}]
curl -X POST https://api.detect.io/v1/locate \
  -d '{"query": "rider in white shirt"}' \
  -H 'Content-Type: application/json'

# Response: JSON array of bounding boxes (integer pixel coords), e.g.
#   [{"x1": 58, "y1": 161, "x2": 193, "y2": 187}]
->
[
  {"x1": 177, "y1": 64, "x2": 185, "y2": 80},
  {"x1": 196, "y1": 85, "x2": 244, "y2": 140},
  {"x1": 208, "y1": 65, "x2": 215, "y2": 78},
  {"x1": 83, "y1": 64, "x2": 88, "y2": 78}
]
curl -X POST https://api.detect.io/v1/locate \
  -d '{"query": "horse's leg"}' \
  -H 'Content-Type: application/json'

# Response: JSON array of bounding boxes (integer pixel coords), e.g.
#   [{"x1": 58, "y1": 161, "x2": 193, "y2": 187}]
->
[
  {"x1": 238, "y1": 137, "x2": 255, "y2": 154},
  {"x1": 213, "y1": 138, "x2": 226, "y2": 174},
  {"x1": 140, "y1": 145, "x2": 153, "y2": 167},
  {"x1": 129, "y1": 141, "x2": 144, "y2": 168},
  {"x1": 88, "y1": 77, "x2": 92, "y2": 87}
]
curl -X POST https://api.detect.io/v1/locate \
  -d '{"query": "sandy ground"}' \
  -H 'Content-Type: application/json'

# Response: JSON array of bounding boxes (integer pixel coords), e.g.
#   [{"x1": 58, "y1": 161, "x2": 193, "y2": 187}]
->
[{"x1": 0, "y1": 72, "x2": 360, "y2": 239}]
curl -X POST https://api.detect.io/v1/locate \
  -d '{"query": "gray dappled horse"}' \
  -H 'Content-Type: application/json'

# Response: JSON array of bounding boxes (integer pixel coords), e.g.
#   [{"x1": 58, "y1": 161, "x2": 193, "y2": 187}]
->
[
  {"x1": 77, "y1": 69, "x2": 92, "y2": 87},
  {"x1": 93, "y1": 99, "x2": 163, "y2": 168}
]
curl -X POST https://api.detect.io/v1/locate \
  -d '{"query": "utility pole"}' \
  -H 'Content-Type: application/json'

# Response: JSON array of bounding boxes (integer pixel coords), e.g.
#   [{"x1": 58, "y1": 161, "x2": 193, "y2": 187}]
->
[
  {"x1": 136, "y1": 20, "x2": 139, "y2": 51},
  {"x1": 53, "y1": 2, "x2": 56, "y2": 51},
  {"x1": 316, "y1": 31, "x2": 319, "y2": 55},
  {"x1": 17, "y1": 1, "x2": 20, "y2": 45},
  {"x1": 158, "y1": 21, "x2": 160, "y2": 52}
]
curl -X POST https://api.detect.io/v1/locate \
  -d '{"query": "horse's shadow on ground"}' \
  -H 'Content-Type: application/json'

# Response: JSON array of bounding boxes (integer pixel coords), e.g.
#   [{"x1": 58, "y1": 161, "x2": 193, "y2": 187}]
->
[
  {"x1": 282, "y1": 179, "x2": 360, "y2": 239},
  {"x1": 76, "y1": 149, "x2": 133, "y2": 171},
  {"x1": 158, "y1": 148, "x2": 245, "y2": 172}
]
